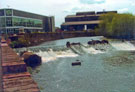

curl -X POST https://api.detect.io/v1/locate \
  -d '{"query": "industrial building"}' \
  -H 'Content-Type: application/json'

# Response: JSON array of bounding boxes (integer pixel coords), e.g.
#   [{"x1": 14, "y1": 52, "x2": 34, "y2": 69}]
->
[
  {"x1": 0, "y1": 8, "x2": 55, "y2": 34},
  {"x1": 61, "y1": 11, "x2": 117, "y2": 31}
]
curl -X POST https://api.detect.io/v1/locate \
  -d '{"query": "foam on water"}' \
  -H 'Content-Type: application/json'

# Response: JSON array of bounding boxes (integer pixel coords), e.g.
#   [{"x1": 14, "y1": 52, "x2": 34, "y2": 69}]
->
[
  {"x1": 110, "y1": 41, "x2": 135, "y2": 51},
  {"x1": 35, "y1": 45, "x2": 105, "y2": 63},
  {"x1": 81, "y1": 47, "x2": 104, "y2": 54},
  {"x1": 70, "y1": 46, "x2": 83, "y2": 55},
  {"x1": 56, "y1": 50, "x2": 78, "y2": 58},
  {"x1": 36, "y1": 49, "x2": 78, "y2": 63}
]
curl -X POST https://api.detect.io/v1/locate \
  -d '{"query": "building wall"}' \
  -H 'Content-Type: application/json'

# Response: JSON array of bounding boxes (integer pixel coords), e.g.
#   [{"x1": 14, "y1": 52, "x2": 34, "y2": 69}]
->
[
  {"x1": 65, "y1": 16, "x2": 100, "y2": 22},
  {"x1": 97, "y1": 11, "x2": 117, "y2": 14},
  {"x1": 0, "y1": 8, "x2": 55, "y2": 34},
  {"x1": 48, "y1": 16, "x2": 55, "y2": 32},
  {"x1": 13, "y1": 9, "x2": 45, "y2": 20},
  {"x1": 61, "y1": 11, "x2": 117, "y2": 31},
  {"x1": 76, "y1": 11, "x2": 95, "y2": 15}
]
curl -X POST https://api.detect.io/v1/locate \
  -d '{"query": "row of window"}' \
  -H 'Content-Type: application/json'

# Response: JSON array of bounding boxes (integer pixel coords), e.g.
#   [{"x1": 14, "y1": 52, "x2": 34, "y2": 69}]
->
[
  {"x1": 6, "y1": 28, "x2": 19, "y2": 34},
  {"x1": 65, "y1": 16, "x2": 99, "y2": 22},
  {"x1": 61, "y1": 24, "x2": 98, "y2": 31},
  {"x1": 12, "y1": 17, "x2": 43, "y2": 27},
  {"x1": 0, "y1": 9, "x2": 12, "y2": 16},
  {"x1": 0, "y1": 17, "x2": 43, "y2": 27},
  {"x1": 0, "y1": 28, "x2": 43, "y2": 34}
]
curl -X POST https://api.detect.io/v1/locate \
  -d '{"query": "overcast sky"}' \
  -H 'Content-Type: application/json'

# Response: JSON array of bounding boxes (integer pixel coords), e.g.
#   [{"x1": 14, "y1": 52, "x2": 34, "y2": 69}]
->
[{"x1": 1, "y1": 0, "x2": 135, "y2": 27}]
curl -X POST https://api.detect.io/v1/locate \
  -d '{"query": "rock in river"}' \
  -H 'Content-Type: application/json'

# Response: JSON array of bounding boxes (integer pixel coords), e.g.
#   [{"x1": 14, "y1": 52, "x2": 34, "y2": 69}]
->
[{"x1": 21, "y1": 51, "x2": 42, "y2": 68}]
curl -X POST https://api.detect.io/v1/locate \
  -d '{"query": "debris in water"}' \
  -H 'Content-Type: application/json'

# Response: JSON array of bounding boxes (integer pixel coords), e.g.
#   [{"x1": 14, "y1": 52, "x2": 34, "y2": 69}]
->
[{"x1": 72, "y1": 60, "x2": 81, "y2": 66}]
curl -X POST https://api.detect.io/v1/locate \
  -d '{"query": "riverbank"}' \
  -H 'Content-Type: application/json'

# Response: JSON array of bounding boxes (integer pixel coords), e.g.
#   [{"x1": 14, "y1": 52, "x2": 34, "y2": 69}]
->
[
  {"x1": 8, "y1": 31, "x2": 96, "y2": 48},
  {"x1": 8, "y1": 31, "x2": 135, "y2": 49}
]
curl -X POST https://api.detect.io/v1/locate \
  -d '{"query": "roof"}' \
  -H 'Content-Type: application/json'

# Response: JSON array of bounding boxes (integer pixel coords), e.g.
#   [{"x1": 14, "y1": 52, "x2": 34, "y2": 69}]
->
[
  {"x1": 0, "y1": 8, "x2": 47, "y2": 17},
  {"x1": 66, "y1": 11, "x2": 117, "y2": 18},
  {"x1": 61, "y1": 20, "x2": 100, "y2": 26},
  {"x1": 76, "y1": 11, "x2": 95, "y2": 15},
  {"x1": 66, "y1": 14, "x2": 101, "y2": 18}
]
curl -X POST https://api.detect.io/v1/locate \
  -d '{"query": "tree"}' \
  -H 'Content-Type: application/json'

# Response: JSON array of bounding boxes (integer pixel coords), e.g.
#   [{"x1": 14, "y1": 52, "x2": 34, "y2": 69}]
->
[{"x1": 97, "y1": 13, "x2": 135, "y2": 39}]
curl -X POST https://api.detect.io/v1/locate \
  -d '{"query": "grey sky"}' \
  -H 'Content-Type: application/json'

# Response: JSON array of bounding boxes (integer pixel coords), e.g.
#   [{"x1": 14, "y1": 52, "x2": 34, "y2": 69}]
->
[{"x1": 1, "y1": 0, "x2": 135, "y2": 27}]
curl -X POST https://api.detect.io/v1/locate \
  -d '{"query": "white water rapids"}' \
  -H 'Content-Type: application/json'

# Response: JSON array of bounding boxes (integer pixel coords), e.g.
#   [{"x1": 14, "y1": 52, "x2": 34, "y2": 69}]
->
[
  {"x1": 15, "y1": 37, "x2": 135, "y2": 63},
  {"x1": 36, "y1": 49, "x2": 78, "y2": 63},
  {"x1": 110, "y1": 41, "x2": 135, "y2": 50}
]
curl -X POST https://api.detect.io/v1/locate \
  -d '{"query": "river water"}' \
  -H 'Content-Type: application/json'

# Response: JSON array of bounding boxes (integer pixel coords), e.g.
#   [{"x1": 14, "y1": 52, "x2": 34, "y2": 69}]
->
[{"x1": 18, "y1": 36, "x2": 135, "y2": 92}]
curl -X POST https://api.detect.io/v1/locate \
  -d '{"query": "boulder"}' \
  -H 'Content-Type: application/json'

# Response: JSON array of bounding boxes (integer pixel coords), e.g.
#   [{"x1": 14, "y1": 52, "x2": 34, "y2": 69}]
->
[
  {"x1": 66, "y1": 41, "x2": 70, "y2": 48},
  {"x1": 21, "y1": 51, "x2": 42, "y2": 68}
]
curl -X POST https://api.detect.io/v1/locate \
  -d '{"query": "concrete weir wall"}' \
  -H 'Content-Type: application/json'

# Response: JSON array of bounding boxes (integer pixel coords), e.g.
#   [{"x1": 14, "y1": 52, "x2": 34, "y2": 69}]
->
[{"x1": 0, "y1": 40, "x2": 40, "y2": 92}]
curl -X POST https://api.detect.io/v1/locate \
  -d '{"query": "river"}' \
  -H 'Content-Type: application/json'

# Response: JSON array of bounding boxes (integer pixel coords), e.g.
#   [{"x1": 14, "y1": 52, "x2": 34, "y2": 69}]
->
[{"x1": 17, "y1": 36, "x2": 135, "y2": 92}]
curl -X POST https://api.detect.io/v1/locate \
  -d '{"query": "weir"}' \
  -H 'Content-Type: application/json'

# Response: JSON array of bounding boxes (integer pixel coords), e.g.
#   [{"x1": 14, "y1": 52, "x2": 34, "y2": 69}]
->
[
  {"x1": 15, "y1": 37, "x2": 135, "y2": 60},
  {"x1": 0, "y1": 39, "x2": 40, "y2": 92}
]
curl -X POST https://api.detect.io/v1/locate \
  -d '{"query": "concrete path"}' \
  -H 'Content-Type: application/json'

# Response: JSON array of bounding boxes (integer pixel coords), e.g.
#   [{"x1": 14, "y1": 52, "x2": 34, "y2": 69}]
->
[{"x1": 0, "y1": 45, "x2": 3, "y2": 92}]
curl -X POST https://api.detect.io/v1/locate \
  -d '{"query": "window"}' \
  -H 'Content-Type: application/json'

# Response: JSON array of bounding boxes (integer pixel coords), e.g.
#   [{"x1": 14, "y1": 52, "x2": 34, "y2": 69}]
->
[
  {"x1": 5, "y1": 9, "x2": 12, "y2": 16},
  {"x1": 0, "y1": 17, "x2": 6, "y2": 27},
  {"x1": 0, "y1": 10, "x2": 4, "y2": 16},
  {"x1": 6, "y1": 17, "x2": 12, "y2": 26}
]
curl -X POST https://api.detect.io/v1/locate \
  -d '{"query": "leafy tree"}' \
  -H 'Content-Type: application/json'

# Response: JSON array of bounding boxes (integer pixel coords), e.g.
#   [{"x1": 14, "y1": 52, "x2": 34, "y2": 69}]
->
[{"x1": 97, "y1": 13, "x2": 135, "y2": 39}]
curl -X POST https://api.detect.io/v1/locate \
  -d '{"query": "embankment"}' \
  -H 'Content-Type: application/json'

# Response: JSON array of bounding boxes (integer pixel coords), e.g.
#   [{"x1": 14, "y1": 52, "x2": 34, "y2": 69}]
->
[{"x1": 10, "y1": 31, "x2": 96, "y2": 47}]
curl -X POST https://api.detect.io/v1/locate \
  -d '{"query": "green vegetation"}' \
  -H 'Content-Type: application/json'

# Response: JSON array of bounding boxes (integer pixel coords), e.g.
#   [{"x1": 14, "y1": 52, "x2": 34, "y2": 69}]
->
[
  {"x1": 27, "y1": 67, "x2": 33, "y2": 74},
  {"x1": 10, "y1": 36, "x2": 30, "y2": 48},
  {"x1": 97, "y1": 13, "x2": 135, "y2": 39},
  {"x1": 10, "y1": 41, "x2": 20, "y2": 48}
]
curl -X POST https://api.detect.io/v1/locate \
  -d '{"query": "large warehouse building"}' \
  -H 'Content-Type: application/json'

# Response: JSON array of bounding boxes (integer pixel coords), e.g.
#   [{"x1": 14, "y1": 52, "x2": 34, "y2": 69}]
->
[
  {"x1": 0, "y1": 8, "x2": 55, "y2": 34},
  {"x1": 61, "y1": 11, "x2": 117, "y2": 31}
]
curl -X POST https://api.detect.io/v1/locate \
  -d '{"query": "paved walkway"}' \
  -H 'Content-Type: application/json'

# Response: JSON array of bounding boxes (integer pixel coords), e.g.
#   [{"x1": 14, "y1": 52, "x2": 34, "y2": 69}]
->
[
  {"x1": 0, "y1": 45, "x2": 3, "y2": 92},
  {"x1": 0, "y1": 40, "x2": 40, "y2": 92}
]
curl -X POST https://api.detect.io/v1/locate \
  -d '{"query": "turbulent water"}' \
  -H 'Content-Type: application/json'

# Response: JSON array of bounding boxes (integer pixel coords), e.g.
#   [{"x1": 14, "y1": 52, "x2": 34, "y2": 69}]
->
[{"x1": 17, "y1": 36, "x2": 135, "y2": 92}]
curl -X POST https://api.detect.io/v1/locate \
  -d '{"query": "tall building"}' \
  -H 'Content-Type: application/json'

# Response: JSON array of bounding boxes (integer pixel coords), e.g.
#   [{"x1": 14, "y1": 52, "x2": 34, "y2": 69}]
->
[
  {"x1": 0, "y1": 8, "x2": 55, "y2": 34},
  {"x1": 61, "y1": 11, "x2": 117, "y2": 31}
]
